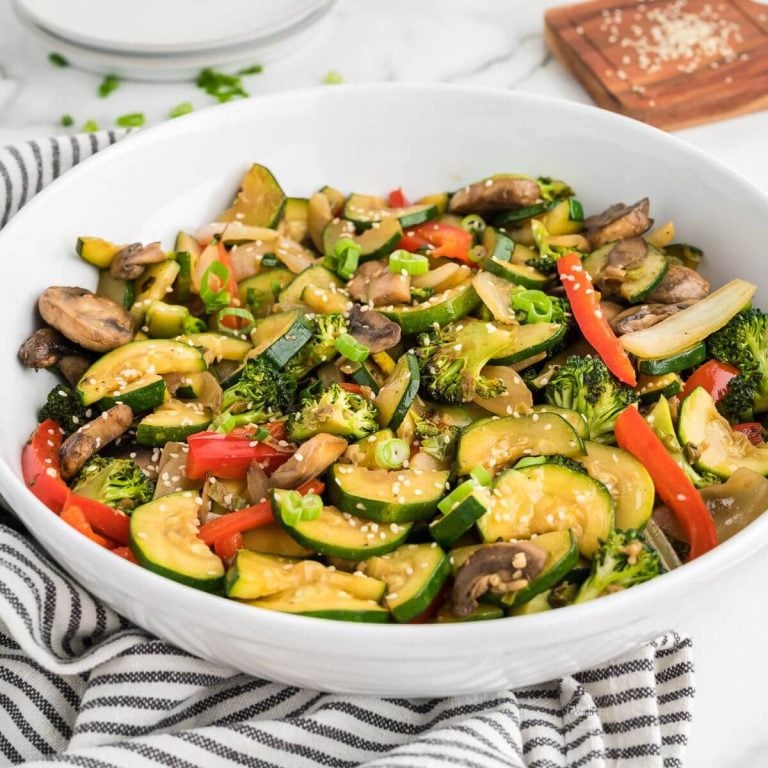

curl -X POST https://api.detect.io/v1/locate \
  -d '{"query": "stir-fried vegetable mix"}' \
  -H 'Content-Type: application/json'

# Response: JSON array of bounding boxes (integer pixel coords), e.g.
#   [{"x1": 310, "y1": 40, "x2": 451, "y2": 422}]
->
[{"x1": 18, "y1": 165, "x2": 768, "y2": 623}]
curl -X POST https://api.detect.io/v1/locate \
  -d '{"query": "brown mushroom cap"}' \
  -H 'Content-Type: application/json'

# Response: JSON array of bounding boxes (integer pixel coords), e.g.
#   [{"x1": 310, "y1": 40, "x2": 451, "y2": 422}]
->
[
  {"x1": 583, "y1": 198, "x2": 653, "y2": 248},
  {"x1": 347, "y1": 261, "x2": 410, "y2": 307},
  {"x1": 611, "y1": 301, "x2": 696, "y2": 335},
  {"x1": 647, "y1": 265, "x2": 710, "y2": 304},
  {"x1": 449, "y1": 177, "x2": 541, "y2": 214},
  {"x1": 18, "y1": 327, "x2": 78, "y2": 370},
  {"x1": 347, "y1": 305, "x2": 402, "y2": 353},
  {"x1": 593, "y1": 237, "x2": 648, "y2": 299},
  {"x1": 269, "y1": 433, "x2": 348, "y2": 489},
  {"x1": 109, "y1": 242, "x2": 166, "y2": 280},
  {"x1": 57, "y1": 355, "x2": 92, "y2": 387},
  {"x1": 452, "y1": 541, "x2": 547, "y2": 618},
  {"x1": 38, "y1": 286, "x2": 134, "y2": 353}
]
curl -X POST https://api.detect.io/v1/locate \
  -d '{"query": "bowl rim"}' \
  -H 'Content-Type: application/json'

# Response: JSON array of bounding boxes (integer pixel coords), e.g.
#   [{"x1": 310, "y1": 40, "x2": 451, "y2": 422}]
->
[{"x1": 2, "y1": 81, "x2": 768, "y2": 642}]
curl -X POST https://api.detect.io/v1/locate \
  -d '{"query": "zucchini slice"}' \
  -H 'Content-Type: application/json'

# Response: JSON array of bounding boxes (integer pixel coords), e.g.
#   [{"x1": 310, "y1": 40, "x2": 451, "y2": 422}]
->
[
  {"x1": 278, "y1": 265, "x2": 342, "y2": 310},
  {"x1": 531, "y1": 405, "x2": 588, "y2": 438},
  {"x1": 249, "y1": 310, "x2": 313, "y2": 368},
  {"x1": 76, "y1": 236, "x2": 122, "y2": 268},
  {"x1": 135, "y1": 399, "x2": 211, "y2": 446},
  {"x1": 350, "y1": 359, "x2": 384, "y2": 393},
  {"x1": 574, "y1": 441, "x2": 655, "y2": 530},
  {"x1": 636, "y1": 372, "x2": 683, "y2": 404},
  {"x1": 636, "y1": 343, "x2": 707, "y2": 375},
  {"x1": 583, "y1": 241, "x2": 668, "y2": 304},
  {"x1": 482, "y1": 258, "x2": 550, "y2": 289},
  {"x1": 457, "y1": 412, "x2": 584, "y2": 476},
  {"x1": 502, "y1": 529, "x2": 579, "y2": 608},
  {"x1": 490, "y1": 322, "x2": 567, "y2": 365},
  {"x1": 678, "y1": 387, "x2": 768, "y2": 478},
  {"x1": 374, "y1": 352, "x2": 420, "y2": 430},
  {"x1": 328, "y1": 465, "x2": 449, "y2": 523},
  {"x1": 273, "y1": 502, "x2": 412, "y2": 560},
  {"x1": 322, "y1": 217, "x2": 402, "y2": 263},
  {"x1": 176, "y1": 332, "x2": 252, "y2": 363},
  {"x1": 97, "y1": 269, "x2": 134, "y2": 309},
  {"x1": 130, "y1": 260, "x2": 180, "y2": 326},
  {"x1": 238, "y1": 269, "x2": 294, "y2": 317},
  {"x1": 77, "y1": 339, "x2": 206, "y2": 405},
  {"x1": 226, "y1": 550, "x2": 386, "y2": 601},
  {"x1": 218, "y1": 163, "x2": 286, "y2": 228},
  {"x1": 379, "y1": 280, "x2": 480, "y2": 335},
  {"x1": 100, "y1": 374, "x2": 168, "y2": 412},
  {"x1": 343, "y1": 193, "x2": 438, "y2": 230},
  {"x1": 250, "y1": 582, "x2": 390, "y2": 622},
  {"x1": 476, "y1": 463, "x2": 614, "y2": 557},
  {"x1": 130, "y1": 491, "x2": 224, "y2": 592},
  {"x1": 242, "y1": 523, "x2": 313, "y2": 558},
  {"x1": 429, "y1": 489, "x2": 488, "y2": 547},
  {"x1": 361, "y1": 543, "x2": 451, "y2": 623}
]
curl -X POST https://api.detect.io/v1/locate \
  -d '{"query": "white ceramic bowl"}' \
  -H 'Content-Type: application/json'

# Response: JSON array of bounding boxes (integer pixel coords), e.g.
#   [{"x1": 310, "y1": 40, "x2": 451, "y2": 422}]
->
[{"x1": 2, "y1": 85, "x2": 768, "y2": 695}]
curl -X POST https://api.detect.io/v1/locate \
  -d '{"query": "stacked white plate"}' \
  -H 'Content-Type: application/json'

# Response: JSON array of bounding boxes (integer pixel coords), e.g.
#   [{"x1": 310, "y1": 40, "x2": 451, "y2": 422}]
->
[{"x1": 12, "y1": 0, "x2": 336, "y2": 81}]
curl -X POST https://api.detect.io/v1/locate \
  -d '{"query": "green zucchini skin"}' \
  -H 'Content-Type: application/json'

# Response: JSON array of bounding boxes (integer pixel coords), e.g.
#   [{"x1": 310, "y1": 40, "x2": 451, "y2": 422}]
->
[
  {"x1": 429, "y1": 493, "x2": 487, "y2": 548},
  {"x1": 637, "y1": 342, "x2": 707, "y2": 375},
  {"x1": 490, "y1": 322, "x2": 566, "y2": 365},
  {"x1": 374, "y1": 353, "x2": 420, "y2": 431}
]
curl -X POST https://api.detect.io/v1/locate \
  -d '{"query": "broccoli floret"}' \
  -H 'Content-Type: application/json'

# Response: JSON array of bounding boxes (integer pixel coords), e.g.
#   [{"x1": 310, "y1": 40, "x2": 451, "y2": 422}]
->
[
  {"x1": 707, "y1": 309, "x2": 768, "y2": 419},
  {"x1": 510, "y1": 287, "x2": 570, "y2": 326},
  {"x1": 72, "y1": 456, "x2": 154, "y2": 512},
  {"x1": 537, "y1": 176, "x2": 574, "y2": 202},
  {"x1": 213, "y1": 356, "x2": 296, "y2": 431},
  {"x1": 414, "y1": 320, "x2": 519, "y2": 404},
  {"x1": 288, "y1": 383, "x2": 378, "y2": 441},
  {"x1": 39, "y1": 385, "x2": 92, "y2": 435},
  {"x1": 283, "y1": 313, "x2": 347, "y2": 381},
  {"x1": 574, "y1": 529, "x2": 660, "y2": 603},
  {"x1": 544, "y1": 355, "x2": 636, "y2": 443},
  {"x1": 547, "y1": 454, "x2": 587, "y2": 474},
  {"x1": 414, "y1": 417, "x2": 461, "y2": 462}
]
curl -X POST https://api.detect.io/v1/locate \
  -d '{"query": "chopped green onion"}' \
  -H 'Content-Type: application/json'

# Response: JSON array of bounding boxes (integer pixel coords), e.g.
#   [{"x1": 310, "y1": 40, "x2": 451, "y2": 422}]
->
[
  {"x1": 437, "y1": 479, "x2": 475, "y2": 515},
  {"x1": 116, "y1": 113, "x2": 145, "y2": 128},
  {"x1": 200, "y1": 261, "x2": 232, "y2": 313},
  {"x1": 214, "y1": 412, "x2": 237, "y2": 434},
  {"x1": 568, "y1": 198, "x2": 584, "y2": 222},
  {"x1": 461, "y1": 214, "x2": 486, "y2": 238},
  {"x1": 98, "y1": 74, "x2": 120, "y2": 98},
  {"x1": 169, "y1": 102, "x2": 194, "y2": 119},
  {"x1": 82, "y1": 120, "x2": 99, "y2": 133},
  {"x1": 511, "y1": 288, "x2": 554, "y2": 323},
  {"x1": 213, "y1": 307, "x2": 255, "y2": 338},
  {"x1": 324, "y1": 238, "x2": 362, "y2": 279},
  {"x1": 388, "y1": 249, "x2": 429, "y2": 276},
  {"x1": 375, "y1": 438, "x2": 410, "y2": 469},
  {"x1": 60, "y1": 114, "x2": 74, "y2": 127},
  {"x1": 49, "y1": 53, "x2": 68, "y2": 67},
  {"x1": 261, "y1": 254, "x2": 279, "y2": 268},
  {"x1": 196, "y1": 68, "x2": 249, "y2": 103},
  {"x1": 467, "y1": 244, "x2": 486, "y2": 263},
  {"x1": 237, "y1": 64, "x2": 263, "y2": 76},
  {"x1": 253, "y1": 426, "x2": 270, "y2": 441},
  {"x1": 469, "y1": 466, "x2": 492, "y2": 487},
  {"x1": 336, "y1": 333, "x2": 369, "y2": 363},
  {"x1": 278, "y1": 489, "x2": 322, "y2": 526},
  {"x1": 323, "y1": 70, "x2": 344, "y2": 85},
  {"x1": 514, "y1": 456, "x2": 548, "y2": 469},
  {"x1": 301, "y1": 493, "x2": 323, "y2": 520}
]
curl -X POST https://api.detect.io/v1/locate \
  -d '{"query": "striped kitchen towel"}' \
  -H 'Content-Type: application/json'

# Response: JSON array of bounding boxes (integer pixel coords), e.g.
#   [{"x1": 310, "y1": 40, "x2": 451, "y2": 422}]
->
[{"x1": 0, "y1": 133, "x2": 695, "y2": 767}]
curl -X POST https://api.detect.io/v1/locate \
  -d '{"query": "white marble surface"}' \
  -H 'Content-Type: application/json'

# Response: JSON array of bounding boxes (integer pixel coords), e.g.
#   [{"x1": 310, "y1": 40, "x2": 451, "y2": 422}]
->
[{"x1": 1, "y1": 0, "x2": 768, "y2": 764}]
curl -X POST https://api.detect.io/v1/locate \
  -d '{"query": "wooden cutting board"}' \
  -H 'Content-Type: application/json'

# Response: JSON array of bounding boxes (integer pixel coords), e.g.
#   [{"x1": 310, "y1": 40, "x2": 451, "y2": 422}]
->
[{"x1": 544, "y1": 0, "x2": 768, "y2": 129}]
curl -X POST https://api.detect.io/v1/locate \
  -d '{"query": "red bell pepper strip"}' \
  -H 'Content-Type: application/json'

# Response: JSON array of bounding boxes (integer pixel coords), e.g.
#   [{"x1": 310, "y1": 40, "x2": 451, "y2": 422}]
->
[
  {"x1": 296, "y1": 479, "x2": 325, "y2": 496},
  {"x1": 214, "y1": 532, "x2": 244, "y2": 562},
  {"x1": 63, "y1": 493, "x2": 130, "y2": 545},
  {"x1": 198, "y1": 501, "x2": 273, "y2": 545},
  {"x1": 681, "y1": 360, "x2": 739, "y2": 402},
  {"x1": 615, "y1": 406, "x2": 717, "y2": 560},
  {"x1": 733, "y1": 422, "x2": 765, "y2": 445},
  {"x1": 21, "y1": 419, "x2": 69, "y2": 513},
  {"x1": 387, "y1": 187, "x2": 409, "y2": 208},
  {"x1": 186, "y1": 432, "x2": 293, "y2": 480},
  {"x1": 60, "y1": 504, "x2": 114, "y2": 549},
  {"x1": 112, "y1": 546, "x2": 139, "y2": 563},
  {"x1": 339, "y1": 382, "x2": 365, "y2": 395},
  {"x1": 398, "y1": 222, "x2": 473, "y2": 263},
  {"x1": 557, "y1": 252, "x2": 637, "y2": 387}
]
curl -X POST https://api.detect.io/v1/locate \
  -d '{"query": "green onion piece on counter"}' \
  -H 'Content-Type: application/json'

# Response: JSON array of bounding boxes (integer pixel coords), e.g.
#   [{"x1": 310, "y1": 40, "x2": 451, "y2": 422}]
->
[
  {"x1": 278, "y1": 490, "x2": 323, "y2": 526},
  {"x1": 49, "y1": 52, "x2": 68, "y2": 67},
  {"x1": 169, "y1": 102, "x2": 194, "y2": 119},
  {"x1": 60, "y1": 115, "x2": 74, "y2": 127},
  {"x1": 200, "y1": 261, "x2": 232, "y2": 313},
  {"x1": 469, "y1": 465, "x2": 492, "y2": 487},
  {"x1": 98, "y1": 74, "x2": 120, "y2": 98},
  {"x1": 324, "y1": 238, "x2": 361, "y2": 279},
  {"x1": 82, "y1": 120, "x2": 99, "y2": 133},
  {"x1": 511, "y1": 288, "x2": 554, "y2": 323},
  {"x1": 323, "y1": 70, "x2": 344, "y2": 85},
  {"x1": 237, "y1": 64, "x2": 263, "y2": 75},
  {"x1": 335, "y1": 333, "x2": 370, "y2": 363},
  {"x1": 196, "y1": 68, "x2": 248, "y2": 103},
  {"x1": 213, "y1": 307, "x2": 256, "y2": 338},
  {"x1": 116, "y1": 113, "x2": 145, "y2": 128},
  {"x1": 460, "y1": 214, "x2": 486, "y2": 238},
  {"x1": 388, "y1": 249, "x2": 429, "y2": 276},
  {"x1": 375, "y1": 438, "x2": 410, "y2": 470}
]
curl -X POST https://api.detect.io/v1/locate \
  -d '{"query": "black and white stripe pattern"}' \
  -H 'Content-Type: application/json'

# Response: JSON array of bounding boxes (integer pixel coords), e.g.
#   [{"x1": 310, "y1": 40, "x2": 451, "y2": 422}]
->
[{"x1": 0, "y1": 135, "x2": 695, "y2": 767}]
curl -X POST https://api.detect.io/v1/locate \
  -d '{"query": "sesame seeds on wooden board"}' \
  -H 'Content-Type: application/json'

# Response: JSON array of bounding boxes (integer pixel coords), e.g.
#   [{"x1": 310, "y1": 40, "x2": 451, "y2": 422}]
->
[{"x1": 545, "y1": 0, "x2": 768, "y2": 130}]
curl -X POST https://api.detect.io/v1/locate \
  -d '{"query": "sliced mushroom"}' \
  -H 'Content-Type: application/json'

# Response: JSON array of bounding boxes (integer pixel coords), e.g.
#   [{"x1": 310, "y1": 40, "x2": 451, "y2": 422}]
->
[
  {"x1": 18, "y1": 328, "x2": 78, "y2": 370},
  {"x1": 647, "y1": 265, "x2": 710, "y2": 304},
  {"x1": 246, "y1": 461, "x2": 270, "y2": 504},
  {"x1": 593, "y1": 237, "x2": 649, "y2": 298},
  {"x1": 583, "y1": 198, "x2": 653, "y2": 248},
  {"x1": 347, "y1": 305, "x2": 402, "y2": 353},
  {"x1": 452, "y1": 541, "x2": 547, "y2": 618},
  {"x1": 38, "y1": 287, "x2": 134, "y2": 352},
  {"x1": 109, "y1": 242, "x2": 166, "y2": 280},
  {"x1": 59, "y1": 403, "x2": 133, "y2": 479},
  {"x1": 449, "y1": 177, "x2": 541, "y2": 214},
  {"x1": 611, "y1": 301, "x2": 696, "y2": 335},
  {"x1": 269, "y1": 433, "x2": 348, "y2": 489},
  {"x1": 599, "y1": 300, "x2": 625, "y2": 324},
  {"x1": 347, "y1": 261, "x2": 410, "y2": 307}
]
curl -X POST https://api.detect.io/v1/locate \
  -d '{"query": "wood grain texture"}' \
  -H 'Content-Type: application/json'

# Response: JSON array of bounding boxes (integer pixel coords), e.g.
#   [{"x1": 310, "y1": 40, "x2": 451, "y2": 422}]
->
[{"x1": 545, "y1": 0, "x2": 768, "y2": 130}]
